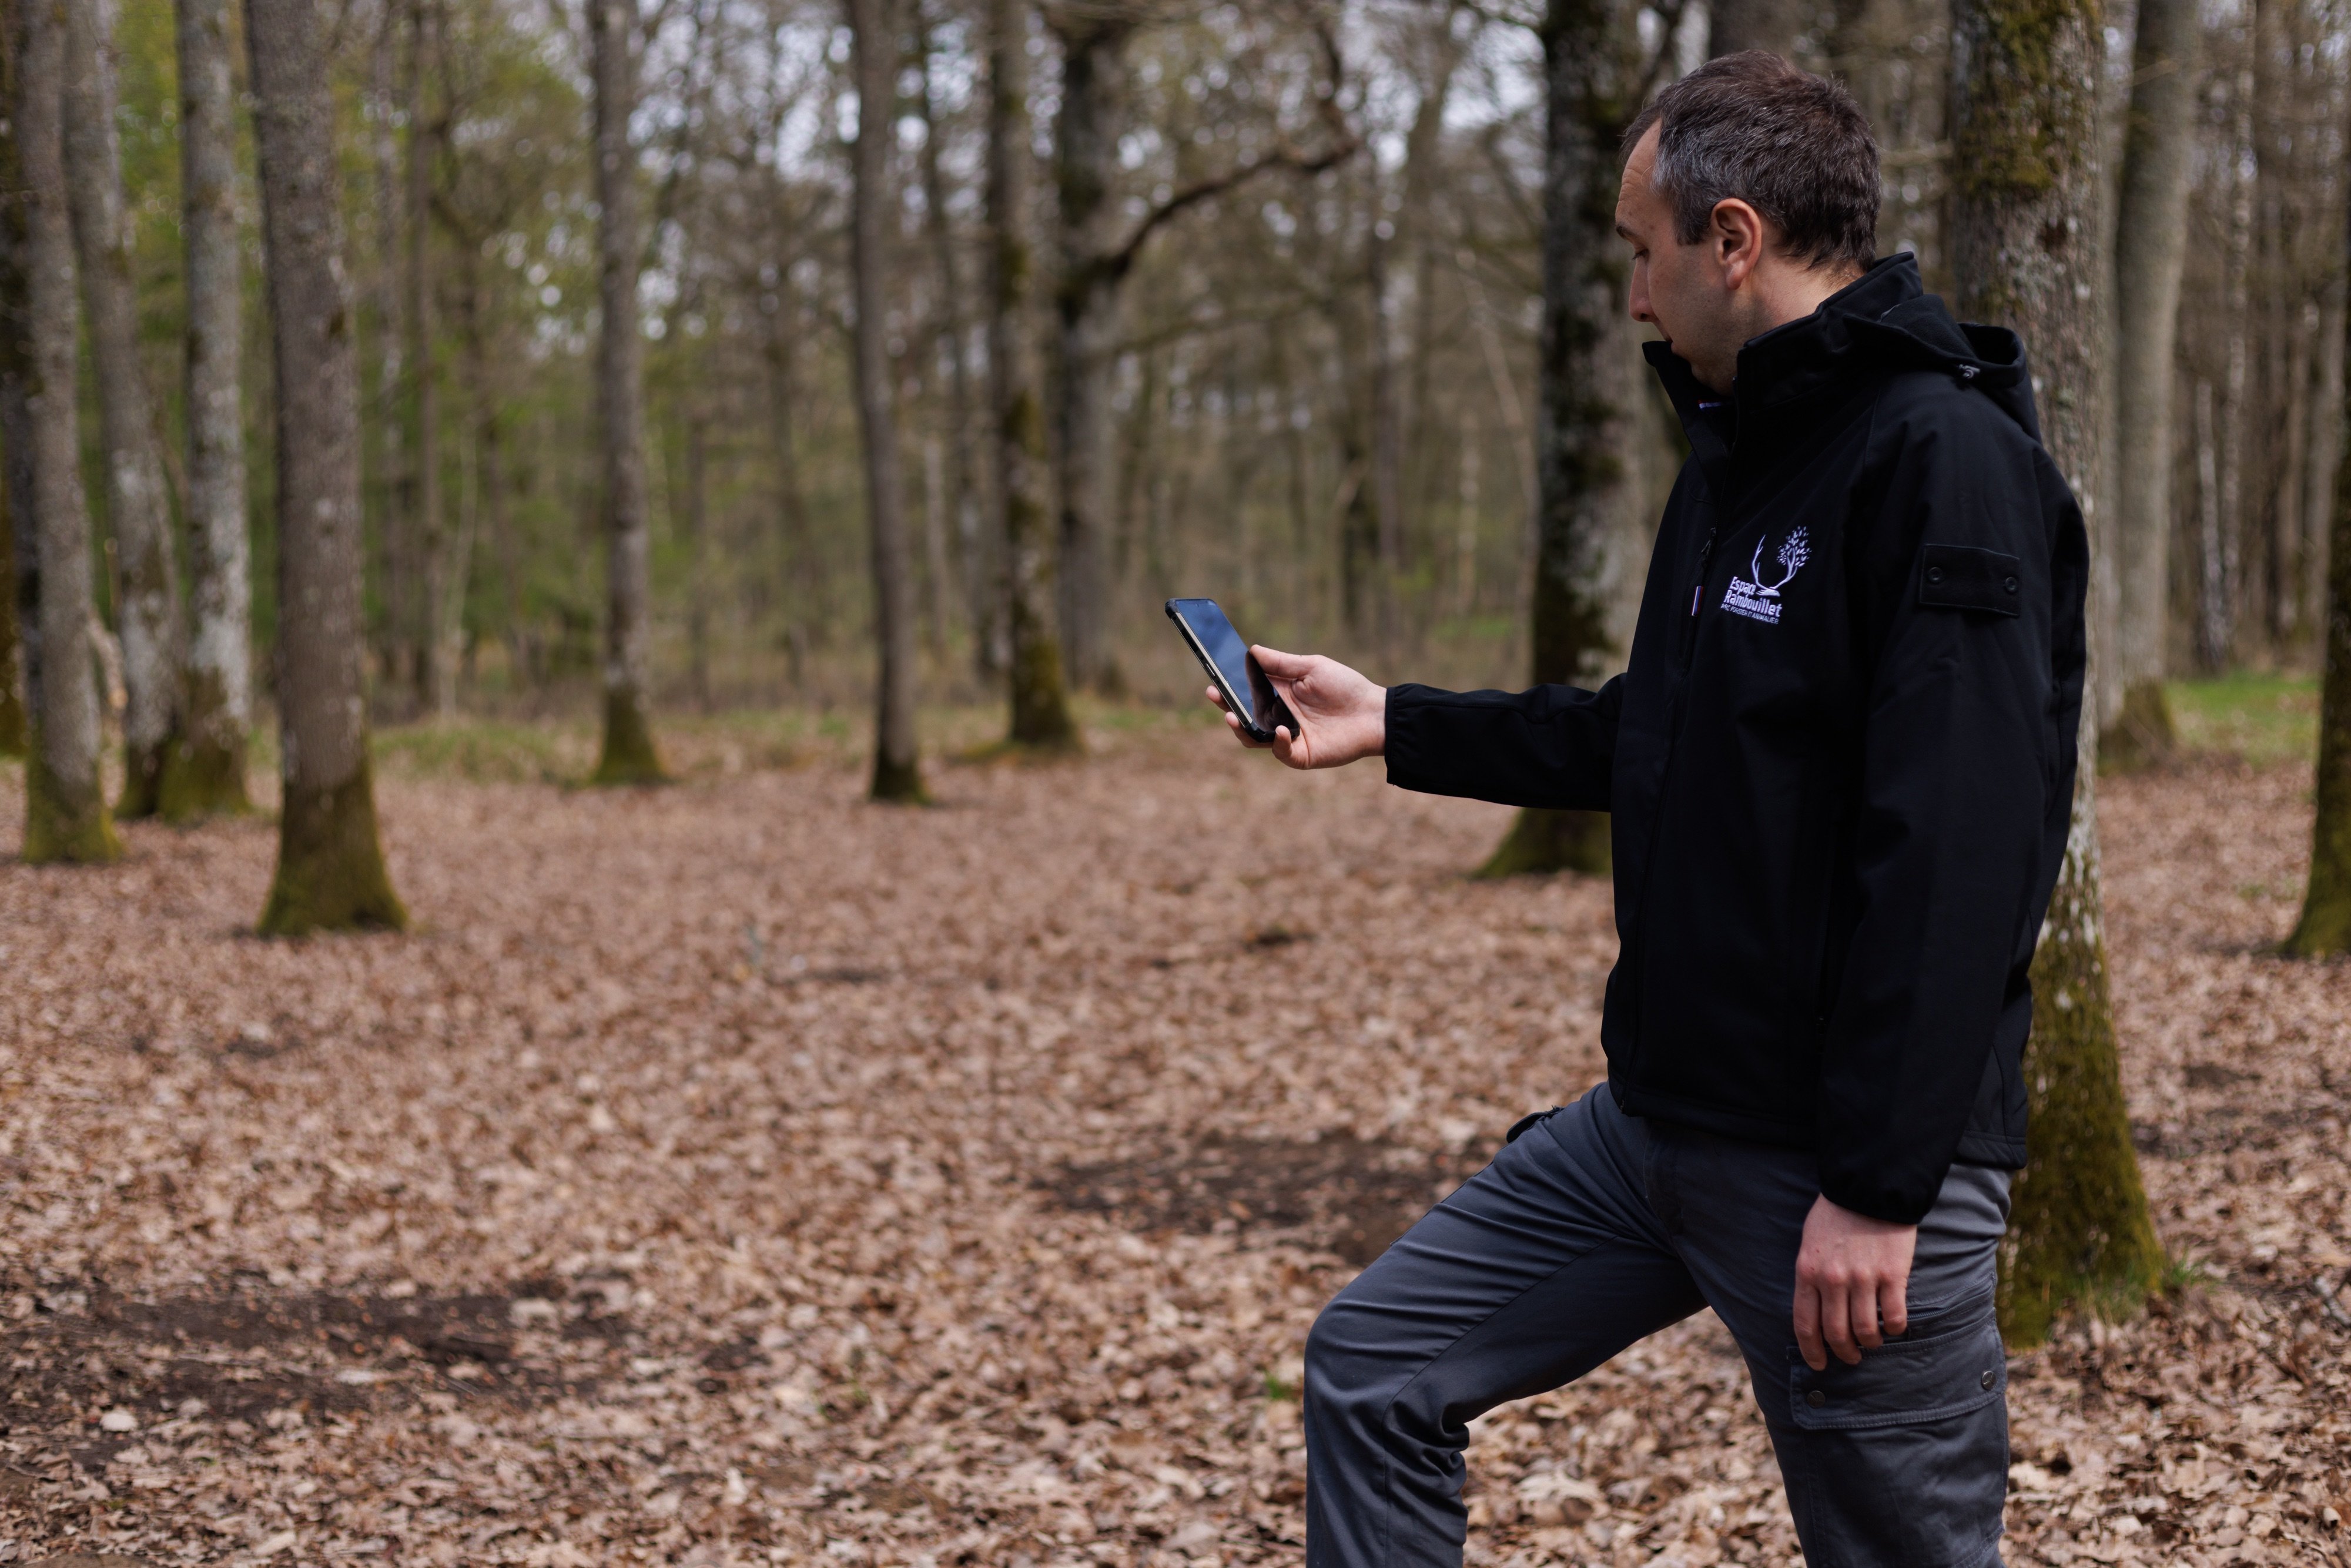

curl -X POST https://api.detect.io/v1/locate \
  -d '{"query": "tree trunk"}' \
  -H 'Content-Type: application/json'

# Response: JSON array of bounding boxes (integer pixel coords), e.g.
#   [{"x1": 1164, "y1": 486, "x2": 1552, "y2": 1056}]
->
[
  {"x1": 455, "y1": 239, "x2": 515, "y2": 695},
  {"x1": 849, "y1": 0, "x2": 924, "y2": 799},
  {"x1": 1401, "y1": 12, "x2": 1465, "y2": 552},
  {"x1": 2274, "y1": 306, "x2": 2311, "y2": 649},
  {"x1": 1454, "y1": 406, "x2": 1479, "y2": 617},
  {"x1": 2288, "y1": 214, "x2": 2351, "y2": 956},
  {"x1": 1478, "y1": 0, "x2": 1647, "y2": 880},
  {"x1": 587, "y1": 0, "x2": 664, "y2": 782},
  {"x1": 1948, "y1": 0, "x2": 2162, "y2": 1346},
  {"x1": 2247, "y1": 0, "x2": 2295, "y2": 661},
  {"x1": 1049, "y1": 8, "x2": 1134, "y2": 695},
  {"x1": 1366, "y1": 206, "x2": 1404, "y2": 652},
  {"x1": 165, "y1": 0, "x2": 252, "y2": 817},
  {"x1": 2305, "y1": 274, "x2": 2344, "y2": 635},
  {"x1": 0, "y1": 15, "x2": 29, "y2": 763},
  {"x1": 682, "y1": 410, "x2": 711, "y2": 711},
  {"x1": 758, "y1": 283, "x2": 815, "y2": 685},
  {"x1": 1710, "y1": 0, "x2": 1805, "y2": 59},
  {"x1": 2102, "y1": 0, "x2": 2198, "y2": 769},
  {"x1": 915, "y1": 5, "x2": 989, "y2": 673},
  {"x1": 0, "y1": 484, "x2": 21, "y2": 760},
  {"x1": 0, "y1": 331, "x2": 30, "y2": 776},
  {"x1": 12, "y1": 0, "x2": 116, "y2": 863},
  {"x1": 1334, "y1": 286, "x2": 1379, "y2": 636},
  {"x1": 2199, "y1": 63, "x2": 2253, "y2": 673},
  {"x1": 920, "y1": 433, "x2": 949, "y2": 656},
  {"x1": 63, "y1": 0, "x2": 183, "y2": 819},
  {"x1": 367, "y1": 8, "x2": 410, "y2": 692},
  {"x1": 247, "y1": 0, "x2": 406, "y2": 932},
  {"x1": 406, "y1": 0, "x2": 453, "y2": 720}
]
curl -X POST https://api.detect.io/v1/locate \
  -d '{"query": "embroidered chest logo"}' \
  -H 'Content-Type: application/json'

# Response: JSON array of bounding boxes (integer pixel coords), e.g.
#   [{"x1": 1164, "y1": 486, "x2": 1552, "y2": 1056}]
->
[{"x1": 1722, "y1": 527, "x2": 1811, "y2": 625}]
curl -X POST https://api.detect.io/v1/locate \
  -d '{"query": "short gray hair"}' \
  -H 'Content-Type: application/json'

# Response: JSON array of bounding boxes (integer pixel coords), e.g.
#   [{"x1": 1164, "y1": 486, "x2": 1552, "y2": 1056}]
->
[{"x1": 1625, "y1": 52, "x2": 1880, "y2": 273}]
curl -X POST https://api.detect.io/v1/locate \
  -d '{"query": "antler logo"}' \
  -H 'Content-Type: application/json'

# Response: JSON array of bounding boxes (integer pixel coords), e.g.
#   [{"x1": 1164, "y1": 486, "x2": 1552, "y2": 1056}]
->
[
  {"x1": 1723, "y1": 527, "x2": 1811, "y2": 625},
  {"x1": 1751, "y1": 528, "x2": 1810, "y2": 597}
]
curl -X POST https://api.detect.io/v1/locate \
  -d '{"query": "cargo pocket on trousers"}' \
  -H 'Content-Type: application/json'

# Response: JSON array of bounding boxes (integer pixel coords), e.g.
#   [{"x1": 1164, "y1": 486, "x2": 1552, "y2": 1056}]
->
[{"x1": 1787, "y1": 1297, "x2": 2007, "y2": 1430}]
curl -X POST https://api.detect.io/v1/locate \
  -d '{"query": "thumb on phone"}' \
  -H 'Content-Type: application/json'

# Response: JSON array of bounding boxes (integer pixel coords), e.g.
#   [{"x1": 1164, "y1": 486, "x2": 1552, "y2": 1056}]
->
[{"x1": 1250, "y1": 645, "x2": 1311, "y2": 683}]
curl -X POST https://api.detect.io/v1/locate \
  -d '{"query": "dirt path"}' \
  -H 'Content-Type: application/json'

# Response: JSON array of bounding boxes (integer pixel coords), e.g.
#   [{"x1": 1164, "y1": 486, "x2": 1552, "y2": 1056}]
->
[{"x1": 0, "y1": 729, "x2": 2342, "y2": 1566}]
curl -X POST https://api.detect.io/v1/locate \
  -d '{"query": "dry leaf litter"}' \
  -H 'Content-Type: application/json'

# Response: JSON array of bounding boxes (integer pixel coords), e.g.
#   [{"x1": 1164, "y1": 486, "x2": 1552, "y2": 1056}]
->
[{"x1": 0, "y1": 722, "x2": 2343, "y2": 1568}]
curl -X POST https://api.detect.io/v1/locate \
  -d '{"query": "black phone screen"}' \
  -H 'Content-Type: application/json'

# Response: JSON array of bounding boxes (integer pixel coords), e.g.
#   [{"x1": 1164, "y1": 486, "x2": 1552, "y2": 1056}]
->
[{"x1": 1166, "y1": 598, "x2": 1291, "y2": 739}]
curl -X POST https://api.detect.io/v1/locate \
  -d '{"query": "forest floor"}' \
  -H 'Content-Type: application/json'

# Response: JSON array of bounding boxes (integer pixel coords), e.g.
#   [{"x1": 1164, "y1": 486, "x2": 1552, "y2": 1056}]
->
[{"x1": 0, "y1": 701, "x2": 2343, "y2": 1568}]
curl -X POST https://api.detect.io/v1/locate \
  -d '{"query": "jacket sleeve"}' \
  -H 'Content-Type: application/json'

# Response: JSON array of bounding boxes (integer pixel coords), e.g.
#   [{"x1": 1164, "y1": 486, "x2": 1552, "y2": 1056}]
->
[
  {"x1": 1383, "y1": 678, "x2": 1621, "y2": 810},
  {"x1": 1814, "y1": 409, "x2": 2087, "y2": 1224}
]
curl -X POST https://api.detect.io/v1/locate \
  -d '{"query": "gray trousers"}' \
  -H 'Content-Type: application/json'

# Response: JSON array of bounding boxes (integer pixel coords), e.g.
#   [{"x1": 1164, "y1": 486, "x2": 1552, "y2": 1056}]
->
[{"x1": 1302, "y1": 1084, "x2": 2011, "y2": 1568}]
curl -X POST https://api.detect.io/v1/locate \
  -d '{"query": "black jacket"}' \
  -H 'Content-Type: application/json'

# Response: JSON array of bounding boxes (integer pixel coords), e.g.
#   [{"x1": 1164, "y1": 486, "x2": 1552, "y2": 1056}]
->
[{"x1": 1386, "y1": 256, "x2": 2087, "y2": 1225}]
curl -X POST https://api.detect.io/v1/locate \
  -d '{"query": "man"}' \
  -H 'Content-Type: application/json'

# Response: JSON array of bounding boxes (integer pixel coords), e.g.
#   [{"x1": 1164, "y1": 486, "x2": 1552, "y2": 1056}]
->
[{"x1": 1208, "y1": 53, "x2": 2087, "y2": 1568}]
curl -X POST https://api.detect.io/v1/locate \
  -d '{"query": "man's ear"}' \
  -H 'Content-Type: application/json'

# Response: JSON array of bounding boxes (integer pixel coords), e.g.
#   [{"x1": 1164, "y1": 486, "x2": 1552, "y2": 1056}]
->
[{"x1": 1710, "y1": 197, "x2": 1769, "y2": 290}]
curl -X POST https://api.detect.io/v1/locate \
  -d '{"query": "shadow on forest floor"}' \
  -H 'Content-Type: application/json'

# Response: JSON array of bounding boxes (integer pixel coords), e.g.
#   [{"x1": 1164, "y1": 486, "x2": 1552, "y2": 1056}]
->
[
  {"x1": 1047, "y1": 1133, "x2": 1490, "y2": 1265},
  {"x1": 0, "y1": 1274, "x2": 648, "y2": 1476}
]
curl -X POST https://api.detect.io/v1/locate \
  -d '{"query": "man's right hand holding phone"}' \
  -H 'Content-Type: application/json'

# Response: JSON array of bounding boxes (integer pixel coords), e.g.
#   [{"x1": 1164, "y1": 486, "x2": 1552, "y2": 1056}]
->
[{"x1": 1209, "y1": 648, "x2": 1386, "y2": 770}]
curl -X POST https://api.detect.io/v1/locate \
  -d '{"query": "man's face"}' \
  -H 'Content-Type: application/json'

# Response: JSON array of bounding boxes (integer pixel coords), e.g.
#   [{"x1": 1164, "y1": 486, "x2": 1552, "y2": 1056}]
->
[{"x1": 1616, "y1": 125, "x2": 1742, "y2": 393}]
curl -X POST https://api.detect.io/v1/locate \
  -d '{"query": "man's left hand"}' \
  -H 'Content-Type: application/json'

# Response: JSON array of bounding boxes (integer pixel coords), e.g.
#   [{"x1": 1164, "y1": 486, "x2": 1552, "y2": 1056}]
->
[{"x1": 1793, "y1": 1194, "x2": 1917, "y2": 1371}]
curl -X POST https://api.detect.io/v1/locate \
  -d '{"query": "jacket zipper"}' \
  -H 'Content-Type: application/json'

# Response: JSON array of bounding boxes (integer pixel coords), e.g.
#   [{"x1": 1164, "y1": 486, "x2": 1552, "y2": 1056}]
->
[
  {"x1": 1627, "y1": 520, "x2": 1720, "y2": 1065},
  {"x1": 1677, "y1": 525, "x2": 1717, "y2": 670}
]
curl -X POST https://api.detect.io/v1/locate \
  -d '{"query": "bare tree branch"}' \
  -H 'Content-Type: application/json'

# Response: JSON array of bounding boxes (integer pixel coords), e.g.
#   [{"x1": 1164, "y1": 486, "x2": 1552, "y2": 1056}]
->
[{"x1": 1091, "y1": 4, "x2": 1360, "y2": 289}]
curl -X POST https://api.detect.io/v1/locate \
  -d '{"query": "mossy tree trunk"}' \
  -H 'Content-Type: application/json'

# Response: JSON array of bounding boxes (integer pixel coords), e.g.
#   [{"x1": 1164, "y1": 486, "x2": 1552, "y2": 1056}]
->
[
  {"x1": 587, "y1": 0, "x2": 666, "y2": 785},
  {"x1": 847, "y1": 0, "x2": 924, "y2": 802},
  {"x1": 2287, "y1": 272, "x2": 2351, "y2": 957},
  {"x1": 63, "y1": 0, "x2": 185, "y2": 820},
  {"x1": 986, "y1": 0, "x2": 1077, "y2": 752},
  {"x1": 1996, "y1": 764, "x2": 2164, "y2": 1343},
  {"x1": 1478, "y1": 0, "x2": 1647, "y2": 880},
  {"x1": 12, "y1": 0, "x2": 118, "y2": 865},
  {"x1": 247, "y1": 0, "x2": 406, "y2": 933},
  {"x1": 162, "y1": 0, "x2": 253, "y2": 819},
  {"x1": 1948, "y1": 0, "x2": 2163, "y2": 1346},
  {"x1": 2102, "y1": 0, "x2": 2199, "y2": 769}
]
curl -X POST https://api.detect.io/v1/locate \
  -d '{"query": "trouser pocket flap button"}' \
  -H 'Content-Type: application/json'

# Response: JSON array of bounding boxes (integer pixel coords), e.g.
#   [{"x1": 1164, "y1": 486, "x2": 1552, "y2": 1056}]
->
[{"x1": 1806, "y1": 1388, "x2": 1826, "y2": 1408}]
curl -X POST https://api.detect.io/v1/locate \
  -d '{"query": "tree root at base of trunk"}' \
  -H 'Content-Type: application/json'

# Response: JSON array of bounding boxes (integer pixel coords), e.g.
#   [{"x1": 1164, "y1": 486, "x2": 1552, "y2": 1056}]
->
[
  {"x1": 2288, "y1": 599, "x2": 2351, "y2": 954},
  {"x1": 21, "y1": 745, "x2": 122, "y2": 865},
  {"x1": 591, "y1": 689, "x2": 669, "y2": 786},
  {"x1": 116, "y1": 732, "x2": 180, "y2": 820},
  {"x1": 158, "y1": 731, "x2": 254, "y2": 822},
  {"x1": 870, "y1": 751, "x2": 928, "y2": 805},
  {"x1": 1473, "y1": 806, "x2": 1610, "y2": 879},
  {"x1": 257, "y1": 763, "x2": 408, "y2": 935},
  {"x1": 2098, "y1": 680, "x2": 2178, "y2": 774},
  {"x1": 1009, "y1": 645, "x2": 1080, "y2": 753}
]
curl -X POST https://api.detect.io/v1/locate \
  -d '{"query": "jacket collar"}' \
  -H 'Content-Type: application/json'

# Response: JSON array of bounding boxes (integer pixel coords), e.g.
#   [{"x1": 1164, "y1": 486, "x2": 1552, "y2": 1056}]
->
[{"x1": 1644, "y1": 253, "x2": 2042, "y2": 468}]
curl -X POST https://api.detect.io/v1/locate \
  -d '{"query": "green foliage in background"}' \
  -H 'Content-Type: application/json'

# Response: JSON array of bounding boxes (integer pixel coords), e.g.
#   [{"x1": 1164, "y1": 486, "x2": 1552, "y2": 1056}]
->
[{"x1": 2165, "y1": 675, "x2": 2319, "y2": 768}]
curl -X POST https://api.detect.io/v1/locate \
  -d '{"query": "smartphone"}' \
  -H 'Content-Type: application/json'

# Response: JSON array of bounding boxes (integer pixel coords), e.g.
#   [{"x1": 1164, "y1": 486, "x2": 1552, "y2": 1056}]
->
[{"x1": 1166, "y1": 598, "x2": 1299, "y2": 745}]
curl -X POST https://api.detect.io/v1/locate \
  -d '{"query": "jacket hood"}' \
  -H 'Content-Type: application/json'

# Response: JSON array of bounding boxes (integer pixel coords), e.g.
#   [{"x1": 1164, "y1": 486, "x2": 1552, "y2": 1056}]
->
[{"x1": 1645, "y1": 253, "x2": 2041, "y2": 444}]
